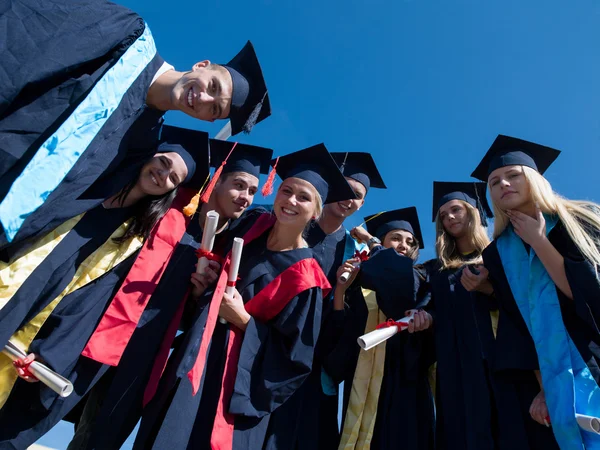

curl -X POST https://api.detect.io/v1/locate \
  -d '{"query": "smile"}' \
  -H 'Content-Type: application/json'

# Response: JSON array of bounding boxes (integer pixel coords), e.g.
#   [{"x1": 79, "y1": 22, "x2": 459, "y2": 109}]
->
[
  {"x1": 282, "y1": 207, "x2": 298, "y2": 216},
  {"x1": 150, "y1": 173, "x2": 159, "y2": 186},
  {"x1": 187, "y1": 89, "x2": 193, "y2": 108},
  {"x1": 502, "y1": 191, "x2": 517, "y2": 199},
  {"x1": 338, "y1": 203, "x2": 351, "y2": 211}
]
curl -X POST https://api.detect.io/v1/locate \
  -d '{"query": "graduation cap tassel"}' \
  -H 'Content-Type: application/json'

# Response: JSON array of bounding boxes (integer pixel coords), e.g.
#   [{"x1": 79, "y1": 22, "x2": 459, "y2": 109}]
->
[
  {"x1": 261, "y1": 157, "x2": 279, "y2": 197},
  {"x1": 242, "y1": 92, "x2": 267, "y2": 134},
  {"x1": 199, "y1": 142, "x2": 239, "y2": 204},
  {"x1": 183, "y1": 174, "x2": 210, "y2": 217}
]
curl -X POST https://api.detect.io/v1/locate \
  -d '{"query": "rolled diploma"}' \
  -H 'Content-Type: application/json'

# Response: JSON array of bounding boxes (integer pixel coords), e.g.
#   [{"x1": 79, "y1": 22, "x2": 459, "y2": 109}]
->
[
  {"x1": 219, "y1": 237, "x2": 244, "y2": 324},
  {"x1": 339, "y1": 261, "x2": 360, "y2": 284},
  {"x1": 576, "y1": 414, "x2": 600, "y2": 434},
  {"x1": 357, "y1": 313, "x2": 414, "y2": 351},
  {"x1": 196, "y1": 210, "x2": 220, "y2": 274},
  {"x1": 2, "y1": 341, "x2": 73, "y2": 398}
]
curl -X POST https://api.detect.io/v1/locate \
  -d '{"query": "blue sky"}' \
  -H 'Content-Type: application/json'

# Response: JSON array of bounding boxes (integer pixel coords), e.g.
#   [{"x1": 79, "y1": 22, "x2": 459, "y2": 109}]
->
[{"x1": 38, "y1": 0, "x2": 600, "y2": 447}]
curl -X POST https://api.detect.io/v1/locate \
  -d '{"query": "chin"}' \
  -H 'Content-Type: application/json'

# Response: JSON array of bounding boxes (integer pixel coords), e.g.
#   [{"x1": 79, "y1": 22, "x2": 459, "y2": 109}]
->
[{"x1": 498, "y1": 196, "x2": 526, "y2": 212}]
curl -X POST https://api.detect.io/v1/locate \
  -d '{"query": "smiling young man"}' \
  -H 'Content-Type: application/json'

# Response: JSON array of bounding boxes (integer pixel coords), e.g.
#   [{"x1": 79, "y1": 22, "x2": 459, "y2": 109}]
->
[
  {"x1": 0, "y1": 0, "x2": 271, "y2": 259},
  {"x1": 61, "y1": 137, "x2": 274, "y2": 450}
]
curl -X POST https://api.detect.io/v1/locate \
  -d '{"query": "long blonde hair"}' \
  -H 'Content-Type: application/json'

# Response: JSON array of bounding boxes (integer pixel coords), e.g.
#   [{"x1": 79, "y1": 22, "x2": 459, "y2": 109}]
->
[
  {"x1": 435, "y1": 200, "x2": 491, "y2": 270},
  {"x1": 492, "y1": 166, "x2": 600, "y2": 274}
]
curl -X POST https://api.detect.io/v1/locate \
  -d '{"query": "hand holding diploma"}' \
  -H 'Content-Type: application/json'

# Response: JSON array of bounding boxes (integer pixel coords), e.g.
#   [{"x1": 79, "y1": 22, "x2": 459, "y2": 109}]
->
[
  {"x1": 339, "y1": 250, "x2": 369, "y2": 284},
  {"x1": 218, "y1": 238, "x2": 244, "y2": 325},
  {"x1": 196, "y1": 210, "x2": 220, "y2": 275},
  {"x1": 3, "y1": 341, "x2": 73, "y2": 397},
  {"x1": 358, "y1": 311, "x2": 415, "y2": 350}
]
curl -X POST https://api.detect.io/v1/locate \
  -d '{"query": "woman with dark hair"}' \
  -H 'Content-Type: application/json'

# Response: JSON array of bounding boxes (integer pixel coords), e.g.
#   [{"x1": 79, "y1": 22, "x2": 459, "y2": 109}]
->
[
  {"x1": 324, "y1": 207, "x2": 435, "y2": 450},
  {"x1": 0, "y1": 129, "x2": 209, "y2": 447}
]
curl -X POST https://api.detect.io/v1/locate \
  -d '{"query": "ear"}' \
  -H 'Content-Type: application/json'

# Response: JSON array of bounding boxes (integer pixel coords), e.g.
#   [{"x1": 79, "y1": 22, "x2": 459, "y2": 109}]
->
[{"x1": 192, "y1": 60, "x2": 211, "y2": 71}]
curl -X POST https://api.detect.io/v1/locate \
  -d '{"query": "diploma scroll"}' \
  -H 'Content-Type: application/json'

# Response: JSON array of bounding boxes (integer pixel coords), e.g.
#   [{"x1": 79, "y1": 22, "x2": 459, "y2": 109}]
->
[
  {"x1": 339, "y1": 261, "x2": 360, "y2": 283},
  {"x1": 357, "y1": 312, "x2": 415, "y2": 350},
  {"x1": 576, "y1": 414, "x2": 600, "y2": 434},
  {"x1": 196, "y1": 210, "x2": 220, "y2": 274},
  {"x1": 2, "y1": 341, "x2": 73, "y2": 398},
  {"x1": 219, "y1": 237, "x2": 244, "y2": 324}
]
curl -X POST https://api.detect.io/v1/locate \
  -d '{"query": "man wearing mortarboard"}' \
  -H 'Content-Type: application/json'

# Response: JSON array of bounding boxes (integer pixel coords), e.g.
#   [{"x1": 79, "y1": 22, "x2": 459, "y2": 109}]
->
[{"x1": 0, "y1": 0, "x2": 271, "y2": 260}]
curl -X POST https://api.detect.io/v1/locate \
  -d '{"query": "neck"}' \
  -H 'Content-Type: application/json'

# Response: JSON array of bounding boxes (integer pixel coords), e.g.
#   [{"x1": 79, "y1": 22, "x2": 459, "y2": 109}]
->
[
  {"x1": 103, "y1": 185, "x2": 146, "y2": 209},
  {"x1": 145, "y1": 70, "x2": 182, "y2": 111},
  {"x1": 267, "y1": 221, "x2": 305, "y2": 251},
  {"x1": 514, "y1": 201, "x2": 538, "y2": 219},
  {"x1": 317, "y1": 208, "x2": 344, "y2": 235},
  {"x1": 198, "y1": 198, "x2": 230, "y2": 234},
  {"x1": 455, "y1": 234, "x2": 476, "y2": 255}
]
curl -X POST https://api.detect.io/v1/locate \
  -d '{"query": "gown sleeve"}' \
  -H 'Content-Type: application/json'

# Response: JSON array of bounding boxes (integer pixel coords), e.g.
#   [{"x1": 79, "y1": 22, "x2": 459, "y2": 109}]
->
[{"x1": 228, "y1": 286, "x2": 323, "y2": 418}]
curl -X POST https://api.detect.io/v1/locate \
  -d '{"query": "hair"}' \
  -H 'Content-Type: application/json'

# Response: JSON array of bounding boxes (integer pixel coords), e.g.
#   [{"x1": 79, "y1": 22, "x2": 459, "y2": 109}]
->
[
  {"x1": 382, "y1": 230, "x2": 420, "y2": 262},
  {"x1": 112, "y1": 178, "x2": 178, "y2": 244},
  {"x1": 492, "y1": 166, "x2": 600, "y2": 275},
  {"x1": 435, "y1": 200, "x2": 491, "y2": 270}
]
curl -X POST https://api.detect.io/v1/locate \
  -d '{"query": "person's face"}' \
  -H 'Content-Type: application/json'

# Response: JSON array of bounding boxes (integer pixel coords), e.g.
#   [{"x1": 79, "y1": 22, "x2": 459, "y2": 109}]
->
[
  {"x1": 138, "y1": 152, "x2": 187, "y2": 196},
  {"x1": 488, "y1": 165, "x2": 532, "y2": 212},
  {"x1": 213, "y1": 172, "x2": 259, "y2": 220},
  {"x1": 326, "y1": 178, "x2": 366, "y2": 219},
  {"x1": 438, "y1": 200, "x2": 469, "y2": 238},
  {"x1": 383, "y1": 229, "x2": 415, "y2": 256},
  {"x1": 273, "y1": 178, "x2": 319, "y2": 229},
  {"x1": 171, "y1": 61, "x2": 233, "y2": 122}
]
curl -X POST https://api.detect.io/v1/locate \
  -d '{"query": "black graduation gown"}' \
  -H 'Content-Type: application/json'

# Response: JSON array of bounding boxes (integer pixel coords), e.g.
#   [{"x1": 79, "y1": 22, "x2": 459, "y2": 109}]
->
[
  {"x1": 134, "y1": 232, "x2": 326, "y2": 450},
  {"x1": 0, "y1": 0, "x2": 166, "y2": 256},
  {"x1": 0, "y1": 205, "x2": 134, "y2": 349},
  {"x1": 323, "y1": 247, "x2": 435, "y2": 450},
  {"x1": 483, "y1": 220, "x2": 600, "y2": 450},
  {"x1": 422, "y1": 257, "x2": 505, "y2": 450},
  {"x1": 83, "y1": 208, "x2": 265, "y2": 450},
  {"x1": 305, "y1": 222, "x2": 348, "y2": 287}
]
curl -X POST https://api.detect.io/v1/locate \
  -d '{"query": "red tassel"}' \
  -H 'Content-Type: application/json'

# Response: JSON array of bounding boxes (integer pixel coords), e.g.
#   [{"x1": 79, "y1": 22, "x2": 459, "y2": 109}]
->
[
  {"x1": 199, "y1": 142, "x2": 238, "y2": 204},
  {"x1": 261, "y1": 157, "x2": 279, "y2": 197}
]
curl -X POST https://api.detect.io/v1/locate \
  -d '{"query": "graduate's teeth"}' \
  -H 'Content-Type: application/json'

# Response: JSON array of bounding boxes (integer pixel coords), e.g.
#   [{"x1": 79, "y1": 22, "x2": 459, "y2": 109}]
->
[
  {"x1": 151, "y1": 174, "x2": 158, "y2": 186},
  {"x1": 282, "y1": 208, "x2": 297, "y2": 215},
  {"x1": 187, "y1": 90, "x2": 193, "y2": 107}
]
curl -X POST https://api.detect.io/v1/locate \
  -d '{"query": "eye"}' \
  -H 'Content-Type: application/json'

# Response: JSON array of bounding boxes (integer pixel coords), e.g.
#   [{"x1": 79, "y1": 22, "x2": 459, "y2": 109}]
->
[
  {"x1": 249, "y1": 188, "x2": 257, "y2": 196},
  {"x1": 299, "y1": 195, "x2": 309, "y2": 201},
  {"x1": 491, "y1": 180, "x2": 499, "y2": 187}
]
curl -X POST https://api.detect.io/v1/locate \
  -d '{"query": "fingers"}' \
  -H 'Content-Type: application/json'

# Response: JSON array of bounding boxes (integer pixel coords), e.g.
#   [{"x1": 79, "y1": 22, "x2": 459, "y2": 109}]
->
[
  {"x1": 409, "y1": 311, "x2": 431, "y2": 333},
  {"x1": 207, "y1": 260, "x2": 221, "y2": 271}
]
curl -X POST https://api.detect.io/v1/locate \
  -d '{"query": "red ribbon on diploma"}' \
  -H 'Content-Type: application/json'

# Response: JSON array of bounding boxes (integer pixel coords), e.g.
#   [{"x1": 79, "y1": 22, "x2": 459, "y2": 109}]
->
[{"x1": 376, "y1": 318, "x2": 410, "y2": 331}]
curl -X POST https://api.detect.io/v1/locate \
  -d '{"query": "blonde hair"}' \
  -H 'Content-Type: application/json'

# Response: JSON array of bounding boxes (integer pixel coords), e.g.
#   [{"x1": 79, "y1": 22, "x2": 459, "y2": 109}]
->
[
  {"x1": 435, "y1": 200, "x2": 491, "y2": 270},
  {"x1": 491, "y1": 166, "x2": 600, "y2": 274}
]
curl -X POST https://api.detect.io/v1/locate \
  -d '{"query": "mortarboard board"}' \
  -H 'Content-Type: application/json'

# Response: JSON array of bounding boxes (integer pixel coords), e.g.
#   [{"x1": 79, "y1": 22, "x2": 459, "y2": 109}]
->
[
  {"x1": 330, "y1": 152, "x2": 386, "y2": 191},
  {"x1": 223, "y1": 41, "x2": 271, "y2": 136},
  {"x1": 158, "y1": 125, "x2": 209, "y2": 188},
  {"x1": 209, "y1": 139, "x2": 273, "y2": 179},
  {"x1": 432, "y1": 181, "x2": 493, "y2": 225},
  {"x1": 269, "y1": 144, "x2": 357, "y2": 204},
  {"x1": 471, "y1": 134, "x2": 561, "y2": 182},
  {"x1": 365, "y1": 207, "x2": 424, "y2": 249}
]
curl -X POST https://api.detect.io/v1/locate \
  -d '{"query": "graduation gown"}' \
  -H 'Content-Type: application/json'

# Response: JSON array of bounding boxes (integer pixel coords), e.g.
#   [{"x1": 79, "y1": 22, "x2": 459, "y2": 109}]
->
[
  {"x1": 0, "y1": 0, "x2": 166, "y2": 256},
  {"x1": 134, "y1": 215, "x2": 330, "y2": 450},
  {"x1": 323, "y1": 247, "x2": 435, "y2": 450},
  {"x1": 423, "y1": 257, "x2": 522, "y2": 450},
  {"x1": 483, "y1": 219, "x2": 600, "y2": 449}
]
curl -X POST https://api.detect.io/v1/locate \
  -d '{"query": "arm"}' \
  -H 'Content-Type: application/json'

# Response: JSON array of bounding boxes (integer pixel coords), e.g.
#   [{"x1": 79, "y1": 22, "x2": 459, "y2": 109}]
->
[{"x1": 228, "y1": 287, "x2": 322, "y2": 417}]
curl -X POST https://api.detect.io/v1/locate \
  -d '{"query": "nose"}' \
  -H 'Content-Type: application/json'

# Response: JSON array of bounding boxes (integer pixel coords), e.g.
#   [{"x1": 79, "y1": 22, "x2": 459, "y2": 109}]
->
[
  {"x1": 157, "y1": 168, "x2": 168, "y2": 182},
  {"x1": 500, "y1": 178, "x2": 511, "y2": 188},
  {"x1": 198, "y1": 91, "x2": 215, "y2": 103}
]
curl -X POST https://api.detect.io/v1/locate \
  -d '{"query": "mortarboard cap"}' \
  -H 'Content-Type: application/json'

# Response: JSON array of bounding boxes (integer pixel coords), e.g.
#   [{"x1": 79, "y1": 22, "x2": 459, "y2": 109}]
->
[
  {"x1": 365, "y1": 207, "x2": 424, "y2": 249},
  {"x1": 330, "y1": 152, "x2": 386, "y2": 191},
  {"x1": 209, "y1": 139, "x2": 273, "y2": 179},
  {"x1": 270, "y1": 144, "x2": 357, "y2": 204},
  {"x1": 158, "y1": 125, "x2": 209, "y2": 188},
  {"x1": 432, "y1": 181, "x2": 493, "y2": 225},
  {"x1": 223, "y1": 41, "x2": 271, "y2": 136},
  {"x1": 471, "y1": 134, "x2": 561, "y2": 182}
]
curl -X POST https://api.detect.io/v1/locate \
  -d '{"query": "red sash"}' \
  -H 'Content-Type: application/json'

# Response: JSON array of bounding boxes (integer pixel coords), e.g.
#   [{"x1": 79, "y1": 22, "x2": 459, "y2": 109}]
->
[
  {"x1": 81, "y1": 188, "x2": 195, "y2": 365},
  {"x1": 209, "y1": 257, "x2": 330, "y2": 450}
]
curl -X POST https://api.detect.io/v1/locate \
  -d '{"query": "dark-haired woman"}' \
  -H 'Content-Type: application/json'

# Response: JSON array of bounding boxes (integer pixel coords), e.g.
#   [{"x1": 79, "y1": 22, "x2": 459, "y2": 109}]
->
[
  {"x1": 0, "y1": 135, "x2": 206, "y2": 447},
  {"x1": 324, "y1": 207, "x2": 435, "y2": 450}
]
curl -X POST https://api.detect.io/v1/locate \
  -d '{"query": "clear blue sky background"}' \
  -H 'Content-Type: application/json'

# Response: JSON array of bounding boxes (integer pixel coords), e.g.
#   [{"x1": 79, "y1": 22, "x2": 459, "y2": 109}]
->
[{"x1": 38, "y1": 0, "x2": 600, "y2": 447}]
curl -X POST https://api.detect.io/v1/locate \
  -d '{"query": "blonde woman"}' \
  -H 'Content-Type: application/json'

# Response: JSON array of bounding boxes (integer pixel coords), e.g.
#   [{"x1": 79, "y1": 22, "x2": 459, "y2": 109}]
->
[
  {"x1": 132, "y1": 144, "x2": 355, "y2": 450},
  {"x1": 473, "y1": 135, "x2": 600, "y2": 449}
]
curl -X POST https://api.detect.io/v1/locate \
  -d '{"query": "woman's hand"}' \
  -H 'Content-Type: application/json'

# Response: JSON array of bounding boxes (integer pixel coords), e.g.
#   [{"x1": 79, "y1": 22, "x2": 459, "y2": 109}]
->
[
  {"x1": 13, "y1": 353, "x2": 39, "y2": 383},
  {"x1": 219, "y1": 288, "x2": 251, "y2": 331},
  {"x1": 350, "y1": 226, "x2": 373, "y2": 244},
  {"x1": 190, "y1": 260, "x2": 221, "y2": 299},
  {"x1": 460, "y1": 265, "x2": 494, "y2": 296},
  {"x1": 335, "y1": 258, "x2": 360, "y2": 291},
  {"x1": 405, "y1": 309, "x2": 433, "y2": 333},
  {"x1": 529, "y1": 389, "x2": 550, "y2": 427},
  {"x1": 506, "y1": 206, "x2": 546, "y2": 248}
]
